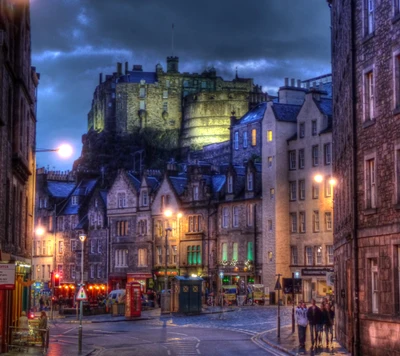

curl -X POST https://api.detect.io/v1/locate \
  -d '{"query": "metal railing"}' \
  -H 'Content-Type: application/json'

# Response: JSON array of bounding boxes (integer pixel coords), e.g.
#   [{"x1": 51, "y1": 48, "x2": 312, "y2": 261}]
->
[{"x1": 9, "y1": 325, "x2": 49, "y2": 352}]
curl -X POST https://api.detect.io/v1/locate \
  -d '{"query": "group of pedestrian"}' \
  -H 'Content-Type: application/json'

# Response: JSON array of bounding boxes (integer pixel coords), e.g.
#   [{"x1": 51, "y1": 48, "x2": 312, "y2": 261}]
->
[{"x1": 296, "y1": 298, "x2": 335, "y2": 350}]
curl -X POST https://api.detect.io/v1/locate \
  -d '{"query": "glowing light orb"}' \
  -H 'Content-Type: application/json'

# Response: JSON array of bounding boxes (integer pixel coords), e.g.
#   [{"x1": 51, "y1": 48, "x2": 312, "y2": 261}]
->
[
  {"x1": 58, "y1": 144, "x2": 73, "y2": 158},
  {"x1": 36, "y1": 226, "x2": 45, "y2": 236},
  {"x1": 314, "y1": 174, "x2": 323, "y2": 183}
]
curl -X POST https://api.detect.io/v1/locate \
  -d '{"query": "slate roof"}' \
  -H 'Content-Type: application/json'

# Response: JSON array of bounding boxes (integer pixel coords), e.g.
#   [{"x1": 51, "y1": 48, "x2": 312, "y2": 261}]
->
[
  {"x1": 47, "y1": 181, "x2": 75, "y2": 199},
  {"x1": 118, "y1": 71, "x2": 157, "y2": 84},
  {"x1": 146, "y1": 176, "x2": 160, "y2": 192},
  {"x1": 127, "y1": 172, "x2": 141, "y2": 191},
  {"x1": 212, "y1": 175, "x2": 226, "y2": 193},
  {"x1": 314, "y1": 97, "x2": 332, "y2": 118},
  {"x1": 272, "y1": 103, "x2": 301, "y2": 122},
  {"x1": 169, "y1": 176, "x2": 187, "y2": 196},
  {"x1": 236, "y1": 102, "x2": 267, "y2": 125},
  {"x1": 62, "y1": 178, "x2": 97, "y2": 215},
  {"x1": 75, "y1": 214, "x2": 88, "y2": 229},
  {"x1": 100, "y1": 190, "x2": 107, "y2": 206}
]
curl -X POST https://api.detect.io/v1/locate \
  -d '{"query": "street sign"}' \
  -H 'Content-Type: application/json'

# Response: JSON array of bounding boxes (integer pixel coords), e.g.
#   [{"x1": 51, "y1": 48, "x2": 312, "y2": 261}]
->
[
  {"x1": 274, "y1": 276, "x2": 282, "y2": 290},
  {"x1": 76, "y1": 286, "x2": 88, "y2": 301},
  {"x1": 0, "y1": 264, "x2": 16, "y2": 290},
  {"x1": 282, "y1": 278, "x2": 302, "y2": 294}
]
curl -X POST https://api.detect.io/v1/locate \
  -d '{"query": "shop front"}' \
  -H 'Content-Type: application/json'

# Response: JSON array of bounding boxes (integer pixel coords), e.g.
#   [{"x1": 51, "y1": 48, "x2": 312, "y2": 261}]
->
[
  {"x1": 127, "y1": 273, "x2": 153, "y2": 293},
  {"x1": 300, "y1": 268, "x2": 334, "y2": 302},
  {"x1": 108, "y1": 273, "x2": 127, "y2": 293},
  {"x1": 153, "y1": 269, "x2": 178, "y2": 291}
]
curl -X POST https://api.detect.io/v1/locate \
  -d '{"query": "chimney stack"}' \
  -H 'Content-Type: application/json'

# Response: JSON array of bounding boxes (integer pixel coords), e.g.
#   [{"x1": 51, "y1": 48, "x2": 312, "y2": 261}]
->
[
  {"x1": 117, "y1": 62, "x2": 122, "y2": 76},
  {"x1": 284, "y1": 77, "x2": 289, "y2": 86},
  {"x1": 291, "y1": 78, "x2": 295, "y2": 87},
  {"x1": 125, "y1": 62, "x2": 128, "y2": 75},
  {"x1": 99, "y1": 73, "x2": 103, "y2": 85},
  {"x1": 297, "y1": 79, "x2": 301, "y2": 88}
]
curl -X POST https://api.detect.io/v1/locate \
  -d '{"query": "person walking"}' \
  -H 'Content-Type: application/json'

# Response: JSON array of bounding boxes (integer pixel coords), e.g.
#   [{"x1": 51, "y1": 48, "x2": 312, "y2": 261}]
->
[
  {"x1": 325, "y1": 303, "x2": 335, "y2": 347},
  {"x1": 296, "y1": 301, "x2": 308, "y2": 349},
  {"x1": 307, "y1": 299, "x2": 322, "y2": 350},
  {"x1": 38, "y1": 311, "x2": 48, "y2": 348},
  {"x1": 39, "y1": 296, "x2": 44, "y2": 311}
]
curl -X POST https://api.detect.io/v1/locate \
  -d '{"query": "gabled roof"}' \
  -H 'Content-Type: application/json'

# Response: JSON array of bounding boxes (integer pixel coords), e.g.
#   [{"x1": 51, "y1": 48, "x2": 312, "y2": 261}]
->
[
  {"x1": 272, "y1": 103, "x2": 301, "y2": 123},
  {"x1": 62, "y1": 178, "x2": 97, "y2": 215},
  {"x1": 236, "y1": 102, "x2": 267, "y2": 125},
  {"x1": 47, "y1": 181, "x2": 75, "y2": 199},
  {"x1": 314, "y1": 97, "x2": 332, "y2": 118},
  {"x1": 145, "y1": 176, "x2": 160, "y2": 192},
  {"x1": 127, "y1": 172, "x2": 141, "y2": 191},
  {"x1": 99, "y1": 190, "x2": 107, "y2": 206},
  {"x1": 169, "y1": 176, "x2": 187, "y2": 196},
  {"x1": 118, "y1": 71, "x2": 157, "y2": 84}
]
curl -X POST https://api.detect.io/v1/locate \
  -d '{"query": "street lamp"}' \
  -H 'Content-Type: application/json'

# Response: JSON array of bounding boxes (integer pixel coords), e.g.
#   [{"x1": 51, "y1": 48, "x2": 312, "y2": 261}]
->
[
  {"x1": 35, "y1": 143, "x2": 73, "y2": 157},
  {"x1": 162, "y1": 227, "x2": 172, "y2": 313},
  {"x1": 78, "y1": 233, "x2": 86, "y2": 354}
]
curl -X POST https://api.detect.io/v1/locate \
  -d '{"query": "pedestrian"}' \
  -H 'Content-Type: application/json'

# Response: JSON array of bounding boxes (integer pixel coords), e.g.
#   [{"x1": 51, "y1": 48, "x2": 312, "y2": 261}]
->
[
  {"x1": 38, "y1": 311, "x2": 48, "y2": 348},
  {"x1": 317, "y1": 301, "x2": 325, "y2": 347},
  {"x1": 296, "y1": 301, "x2": 308, "y2": 349},
  {"x1": 325, "y1": 303, "x2": 335, "y2": 346},
  {"x1": 39, "y1": 296, "x2": 44, "y2": 311},
  {"x1": 18, "y1": 311, "x2": 29, "y2": 330},
  {"x1": 307, "y1": 299, "x2": 322, "y2": 350}
]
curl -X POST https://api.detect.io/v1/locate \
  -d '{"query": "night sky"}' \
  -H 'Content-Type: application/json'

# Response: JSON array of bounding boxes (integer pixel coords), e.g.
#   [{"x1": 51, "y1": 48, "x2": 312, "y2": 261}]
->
[{"x1": 31, "y1": 0, "x2": 331, "y2": 171}]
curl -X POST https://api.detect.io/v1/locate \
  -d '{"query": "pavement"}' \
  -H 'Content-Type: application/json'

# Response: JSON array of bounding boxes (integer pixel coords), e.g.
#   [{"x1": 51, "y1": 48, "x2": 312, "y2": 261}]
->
[{"x1": 3, "y1": 306, "x2": 351, "y2": 356}]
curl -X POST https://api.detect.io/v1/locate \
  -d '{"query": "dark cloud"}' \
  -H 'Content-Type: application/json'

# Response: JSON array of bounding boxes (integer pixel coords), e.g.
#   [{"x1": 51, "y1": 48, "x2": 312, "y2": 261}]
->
[{"x1": 31, "y1": 0, "x2": 331, "y2": 171}]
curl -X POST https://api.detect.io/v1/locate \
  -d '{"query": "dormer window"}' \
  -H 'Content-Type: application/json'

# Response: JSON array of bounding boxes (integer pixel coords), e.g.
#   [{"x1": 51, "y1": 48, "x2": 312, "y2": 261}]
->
[
  {"x1": 118, "y1": 192, "x2": 126, "y2": 208},
  {"x1": 247, "y1": 173, "x2": 254, "y2": 191},
  {"x1": 234, "y1": 132, "x2": 239, "y2": 150},
  {"x1": 142, "y1": 191, "x2": 148, "y2": 206},
  {"x1": 193, "y1": 186, "x2": 199, "y2": 201},
  {"x1": 71, "y1": 196, "x2": 79, "y2": 206},
  {"x1": 243, "y1": 131, "x2": 248, "y2": 148},
  {"x1": 227, "y1": 176, "x2": 233, "y2": 194}
]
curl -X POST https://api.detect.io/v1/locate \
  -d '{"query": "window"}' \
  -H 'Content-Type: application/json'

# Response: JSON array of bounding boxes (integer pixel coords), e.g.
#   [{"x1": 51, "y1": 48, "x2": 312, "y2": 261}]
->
[
  {"x1": 268, "y1": 156, "x2": 273, "y2": 168},
  {"x1": 138, "y1": 248, "x2": 147, "y2": 267},
  {"x1": 139, "y1": 100, "x2": 145, "y2": 110},
  {"x1": 299, "y1": 123, "x2": 305, "y2": 138},
  {"x1": 138, "y1": 220, "x2": 147, "y2": 235},
  {"x1": 247, "y1": 173, "x2": 253, "y2": 191},
  {"x1": 71, "y1": 240, "x2": 77, "y2": 252},
  {"x1": 139, "y1": 87, "x2": 146, "y2": 98},
  {"x1": 289, "y1": 181, "x2": 297, "y2": 201},
  {"x1": 327, "y1": 245, "x2": 334, "y2": 264},
  {"x1": 187, "y1": 246, "x2": 200, "y2": 265},
  {"x1": 267, "y1": 130, "x2": 273, "y2": 142},
  {"x1": 157, "y1": 246, "x2": 162, "y2": 264},
  {"x1": 193, "y1": 186, "x2": 199, "y2": 201},
  {"x1": 291, "y1": 246, "x2": 298, "y2": 265},
  {"x1": 97, "y1": 266, "x2": 102, "y2": 278},
  {"x1": 58, "y1": 241, "x2": 64, "y2": 254},
  {"x1": 316, "y1": 247, "x2": 322, "y2": 265},
  {"x1": 367, "y1": 0, "x2": 375, "y2": 35},
  {"x1": 58, "y1": 265, "x2": 63, "y2": 274},
  {"x1": 222, "y1": 207, "x2": 229, "y2": 228},
  {"x1": 233, "y1": 206, "x2": 239, "y2": 227},
  {"x1": 117, "y1": 193, "x2": 126, "y2": 208},
  {"x1": 188, "y1": 215, "x2": 202, "y2": 232},
  {"x1": 251, "y1": 129, "x2": 257, "y2": 146},
  {"x1": 172, "y1": 245, "x2": 177, "y2": 263},
  {"x1": 115, "y1": 249, "x2": 128, "y2": 267},
  {"x1": 243, "y1": 131, "x2": 248, "y2": 148},
  {"x1": 71, "y1": 196, "x2": 78, "y2": 206},
  {"x1": 70, "y1": 265, "x2": 76, "y2": 280},
  {"x1": 117, "y1": 221, "x2": 128, "y2": 236},
  {"x1": 234, "y1": 132, "x2": 239, "y2": 150},
  {"x1": 195, "y1": 246, "x2": 201, "y2": 264},
  {"x1": 299, "y1": 212, "x2": 306, "y2": 233},
  {"x1": 268, "y1": 220, "x2": 273, "y2": 231},
  {"x1": 366, "y1": 157, "x2": 377, "y2": 208},
  {"x1": 324, "y1": 143, "x2": 331, "y2": 165},
  {"x1": 247, "y1": 204, "x2": 254, "y2": 227},
  {"x1": 270, "y1": 188, "x2": 275, "y2": 199},
  {"x1": 36, "y1": 241, "x2": 41, "y2": 255},
  {"x1": 90, "y1": 265, "x2": 95, "y2": 279},
  {"x1": 42, "y1": 241, "x2": 46, "y2": 255},
  {"x1": 183, "y1": 80, "x2": 189, "y2": 87},
  {"x1": 163, "y1": 90, "x2": 168, "y2": 99},
  {"x1": 57, "y1": 217, "x2": 64, "y2": 231},
  {"x1": 299, "y1": 180, "x2": 305, "y2": 200},
  {"x1": 325, "y1": 178, "x2": 333, "y2": 197},
  {"x1": 142, "y1": 191, "x2": 148, "y2": 206},
  {"x1": 290, "y1": 213, "x2": 297, "y2": 233},
  {"x1": 163, "y1": 102, "x2": 168, "y2": 112},
  {"x1": 312, "y1": 145, "x2": 319, "y2": 166},
  {"x1": 289, "y1": 150, "x2": 296, "y2": 170},
  {"x1": 299, "y1": 149, "x2": 305, "y2": 169},
  {"x1": 371, "y1": 258, "x2": 378, "y2": 313},
  {"x1": 313, "y1": 211, "x2": 320, "y2": 232},
  {"x1": 312, "y1": 184, "x2": 319, "y2": 199},
  {"x1": 222, "y1": 243, "x2": 228, "y2": 261},
  {"x1": 365, "y1": 70, "x2": 374, "y2": 120},
  {"x1": 227, "y1": 175, "x2": 233, "y2": 193},
  {"x1": 306, "y1": 247, "x2": 313, "y2": 265},
  {"x1": 311, "y1": 120, "x2": 317, "y2": 136},
  {"x1": 98, "y1": 240, "x2": 102, "y2": 253},
  {"x1": 47, "y1": 241, "x2": 52, "y2": 255},
  {"x1": 232, "y1": 243, "x2": 238, "y2": 260},
  {"x1": 325, "y1": 212, "x2": 332, "y2": 230},
  {"x1": 90, "y1": 239, "x2": 96, "y2": 254},
  {"x1": 247, "y1": 242, "x2": 254, "y2": 261}
]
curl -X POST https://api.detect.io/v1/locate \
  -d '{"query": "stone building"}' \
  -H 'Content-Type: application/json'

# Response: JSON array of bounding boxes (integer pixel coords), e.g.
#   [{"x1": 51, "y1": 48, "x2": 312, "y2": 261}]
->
[
  {"x1": 87, "y1": 57, "x2": 267, "y2": 152},
  {"x1": 330, "y1": 0, "x2": 400, "y2": 354},
  {"x1": 0, "y1": 0, "x2": 39, "y2": 351}
]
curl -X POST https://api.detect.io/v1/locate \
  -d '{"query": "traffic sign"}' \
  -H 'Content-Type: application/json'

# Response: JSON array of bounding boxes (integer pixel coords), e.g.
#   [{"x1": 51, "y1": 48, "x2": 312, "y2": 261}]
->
[{"x1": 76, "y1": 286, "x2": 88, "y2": 301}]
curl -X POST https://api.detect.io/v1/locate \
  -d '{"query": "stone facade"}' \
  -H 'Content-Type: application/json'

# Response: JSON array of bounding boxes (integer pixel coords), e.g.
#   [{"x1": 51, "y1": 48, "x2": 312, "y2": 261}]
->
[
  {"x1": 331, "y1": 0, "x2": 400, "y2": 354},
  {"x1": 0, "y1": 1, "x2": 39, "y2": 350}
]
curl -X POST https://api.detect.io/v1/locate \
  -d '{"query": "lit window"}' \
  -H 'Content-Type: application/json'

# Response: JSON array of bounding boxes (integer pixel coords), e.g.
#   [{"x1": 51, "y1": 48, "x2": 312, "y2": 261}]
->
[
  {"x1": 325, "y1": 178, "x2": 332, "y2": 197},
  {"x1": 291, "y1": 246, "x2": 298, "y2": 265},
  {"x1": 316, "y1": 247, "x2": 322, "y2": 265},
  {"x1": 270, "y1": 188, "x2": 275, "y2": 199},
  {"x1": 252, "y1": 129, "x2": 257, "y2": 146},
  {"x1": 222, "y1": 243, "x2": 228, "y2": 261},
  {"x1": 325, "y1": 212, "x2": 332, "y2": 230},
  {"x1": 247, "y1": 242, "x2": 254, "y2": 261},
  {"x1": 299, "y1": 149, "x2": 305, "y2": 169},
  {"x1": 234, "y1": 131, "x2": 239, "y2": 150},
  {"x1": 366, "y1": 157, "x2": 376, "y2": 208},
  {"x1": 116, "y1": 221, "x2": 128, "y2": 236},
  {"x1": 243, "y1": 132, "x2": 248, "y2": 148},
  {"x1": 268, "y1": 156, "x2": 273, "y2": 167},
  {"x1": 365, "y1": 71, "x2": 374, "y2": 120},
  {"x1": 267, "y1": 130, "x2": 273, "y2": 142},
  {"x1": 232, "y1": 243, "x2": 238, "y2": 260},
  {"x1": 138, "y1": 248, "x2": 147, "y2": 267}
]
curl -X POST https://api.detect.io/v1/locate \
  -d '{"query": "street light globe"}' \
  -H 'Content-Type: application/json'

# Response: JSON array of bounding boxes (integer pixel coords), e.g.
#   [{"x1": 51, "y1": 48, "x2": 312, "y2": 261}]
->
[
  {"x1": 35, "y1": 226, "x2": 45, "y2": 236},
  {"x1": 79, "y1": 234, "x2": 87, "y2": 242},
  {"x1": 164, "y1": 209, "x2": 172, "y2": 217},
  {"x1": 58, "y1": 144, "x2": 73, "y2": 158},
  {"x1": 329, "y1": 177, "x2": 337, "y2": 186},
  {"x1": 314, "y1": 174, "x2": 323, "y2": 183},
  {"x1": 177, "y1": 212, "x2": 182, "y2": 219}
]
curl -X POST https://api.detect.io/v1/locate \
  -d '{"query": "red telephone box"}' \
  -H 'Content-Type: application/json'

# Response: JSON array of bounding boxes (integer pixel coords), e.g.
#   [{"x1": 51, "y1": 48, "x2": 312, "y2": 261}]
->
[{"x1": 125, "y1": 282, "x2": 142, "y2": 317}]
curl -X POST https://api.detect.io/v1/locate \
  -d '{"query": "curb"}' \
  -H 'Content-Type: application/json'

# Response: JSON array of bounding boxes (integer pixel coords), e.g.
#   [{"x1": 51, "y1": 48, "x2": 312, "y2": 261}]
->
[{"x1": 258, "y1": 326, "x2": 294, "y2": 356}]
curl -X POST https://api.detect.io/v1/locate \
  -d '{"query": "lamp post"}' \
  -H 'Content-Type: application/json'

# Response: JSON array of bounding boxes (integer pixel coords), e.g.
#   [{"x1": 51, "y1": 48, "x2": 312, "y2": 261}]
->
[
  {"x1": 78, "y1": 233, "x2": 86, "y2": 354},
  {"x1": 162, "y1": 227, "x2": 172, "y2": 313}
]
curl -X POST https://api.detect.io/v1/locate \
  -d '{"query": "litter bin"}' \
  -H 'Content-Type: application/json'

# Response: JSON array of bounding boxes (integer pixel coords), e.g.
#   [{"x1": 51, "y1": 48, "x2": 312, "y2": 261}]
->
[{"x1": 269, "y1": 291, "x2": 276, "y2": 305}]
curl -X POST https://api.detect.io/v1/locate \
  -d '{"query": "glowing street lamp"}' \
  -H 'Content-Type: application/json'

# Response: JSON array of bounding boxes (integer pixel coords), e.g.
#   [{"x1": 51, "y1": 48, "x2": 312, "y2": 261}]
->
[
  {"x1": 314, "y1": 174, "x2": 324, "y2": 183},
  {"x1": 35, "y1": 143, "x2": 73, "y2": 158},
  {"x1": 35, "y1": 226, "x2": 45, "y2": 236}
]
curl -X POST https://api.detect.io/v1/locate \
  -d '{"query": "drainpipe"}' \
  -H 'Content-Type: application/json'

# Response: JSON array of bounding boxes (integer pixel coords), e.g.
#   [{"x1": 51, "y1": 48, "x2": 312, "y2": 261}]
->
[
  {"x1": 253, "y1": 203, "x2": 257, "y2": 282},
  {"x1": 350, "y1": 1, "x2": 360, "y2": 354},
  {"x1": 207, "y1": 202, "x2": 218, "y2": 292}
]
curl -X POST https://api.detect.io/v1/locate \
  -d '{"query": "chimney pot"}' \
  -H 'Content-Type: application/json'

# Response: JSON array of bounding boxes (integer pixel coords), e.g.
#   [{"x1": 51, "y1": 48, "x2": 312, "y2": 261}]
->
[
  {"x1": 297, "y1": 79, "x2": 301, "y2": 88},
  {"x1": 291, "y1": 78, "x2": 295, "y2": 87},
  {"x1": 284, "y1": 78, "x2": 289, "y2": 86}
]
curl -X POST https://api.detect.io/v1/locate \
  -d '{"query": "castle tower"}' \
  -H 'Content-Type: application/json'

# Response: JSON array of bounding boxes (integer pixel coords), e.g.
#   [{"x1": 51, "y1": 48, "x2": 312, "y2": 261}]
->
[{"x1": 167, "y1": 56, "x2": 179, "y2": 73}]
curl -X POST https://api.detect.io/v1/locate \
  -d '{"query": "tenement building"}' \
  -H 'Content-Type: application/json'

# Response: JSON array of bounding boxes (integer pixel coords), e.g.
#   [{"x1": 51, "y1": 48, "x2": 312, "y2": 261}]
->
[
  {"x1": 330, "y1": 0, "x2": 400, "y2": 354},
  {"x1": 0, "y1": 1, "x2": 39, "y2": 352}
]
